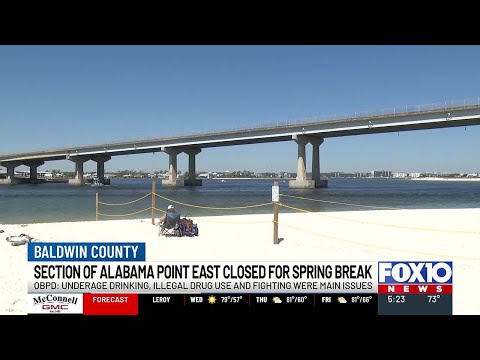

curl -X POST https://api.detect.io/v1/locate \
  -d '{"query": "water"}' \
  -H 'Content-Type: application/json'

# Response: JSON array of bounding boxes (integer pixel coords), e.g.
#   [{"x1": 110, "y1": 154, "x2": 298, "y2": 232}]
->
[{"x1": 1, "y1": 178, "x2": 480, "y2": 224}]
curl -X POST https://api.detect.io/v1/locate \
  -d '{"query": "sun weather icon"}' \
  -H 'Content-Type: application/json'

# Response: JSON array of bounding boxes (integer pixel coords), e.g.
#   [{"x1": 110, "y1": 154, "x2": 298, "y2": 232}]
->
[
  {"x1": 272, "y1": 297, "x2": 282, "y2": 304},
  {"x1": 337, "y1": 297, "x2": 347, "y2": 303},
  {"x1": 207, "y1": 296, "x2": 216, "y2": 304}
]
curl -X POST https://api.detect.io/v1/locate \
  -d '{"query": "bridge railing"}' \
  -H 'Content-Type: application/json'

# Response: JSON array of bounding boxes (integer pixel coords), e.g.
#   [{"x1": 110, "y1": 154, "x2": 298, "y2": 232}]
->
[
  {"x1": 174, "y1": 96, "x2": 480, "y2": 134},
  {"x1": 2, "y1": 97, "x2": 480, "y2": 159},
  {"x1": 260, "y1": 97, "x2": 480, "y2": 130}
]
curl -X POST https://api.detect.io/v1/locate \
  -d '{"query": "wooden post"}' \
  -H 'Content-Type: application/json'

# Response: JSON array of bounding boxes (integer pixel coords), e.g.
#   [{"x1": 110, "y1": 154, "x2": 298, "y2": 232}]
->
[
  {"x1": 272, "y1": 181, "x2": 279, "y2": 244},
  {"x1": 152, "y1": 179, "x2": 156, "y2": 225},
  {"x1": 96, "y1": 192, "x2": 99, "y2": 221}
]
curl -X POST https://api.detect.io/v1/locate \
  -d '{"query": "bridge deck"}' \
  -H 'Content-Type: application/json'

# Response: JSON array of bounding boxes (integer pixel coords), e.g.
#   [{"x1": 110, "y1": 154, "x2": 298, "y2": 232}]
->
[{"x1": 1, "y1": 99, "x2": 480, "y2": 163}]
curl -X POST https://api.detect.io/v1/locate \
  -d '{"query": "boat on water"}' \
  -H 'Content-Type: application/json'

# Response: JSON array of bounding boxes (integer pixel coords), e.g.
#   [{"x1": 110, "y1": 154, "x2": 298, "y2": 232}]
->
[
  {"x1": 86, "y1": 176, "x2": 110, "y2": 186},
  {"x1": 91, "y1": 178, "x2": 104, "y2": 186}
]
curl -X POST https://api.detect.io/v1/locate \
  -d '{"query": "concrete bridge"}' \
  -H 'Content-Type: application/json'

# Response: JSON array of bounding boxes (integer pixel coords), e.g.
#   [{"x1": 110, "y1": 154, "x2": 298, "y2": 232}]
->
[{"x1": 2, "y1": 98, "x2": 480, "y2": 188}]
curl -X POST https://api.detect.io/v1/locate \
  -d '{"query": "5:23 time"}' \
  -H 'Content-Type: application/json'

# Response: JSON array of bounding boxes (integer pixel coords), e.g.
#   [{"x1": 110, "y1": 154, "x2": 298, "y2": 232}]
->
[{"x1": 387, "y1": 295, "x2": 405, "y2": 303}]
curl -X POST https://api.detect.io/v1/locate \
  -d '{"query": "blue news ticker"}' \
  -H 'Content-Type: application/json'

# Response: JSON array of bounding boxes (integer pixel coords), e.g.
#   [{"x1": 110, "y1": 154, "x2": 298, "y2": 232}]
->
[{"x1": 28, "y1": 242, "x2": 146, "y2": 261}]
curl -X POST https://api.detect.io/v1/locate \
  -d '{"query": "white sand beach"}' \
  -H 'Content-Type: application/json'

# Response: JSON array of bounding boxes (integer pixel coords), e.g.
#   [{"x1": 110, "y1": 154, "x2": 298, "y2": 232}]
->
[{"x1": 2, "y1": 209, "x2": 480, "y2": 315}]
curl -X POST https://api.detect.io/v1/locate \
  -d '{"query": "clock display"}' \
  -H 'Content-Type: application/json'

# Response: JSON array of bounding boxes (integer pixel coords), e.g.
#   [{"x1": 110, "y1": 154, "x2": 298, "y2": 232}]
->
[{"x1": 387, "y1": 295, "x2": 405, "y2": 303}]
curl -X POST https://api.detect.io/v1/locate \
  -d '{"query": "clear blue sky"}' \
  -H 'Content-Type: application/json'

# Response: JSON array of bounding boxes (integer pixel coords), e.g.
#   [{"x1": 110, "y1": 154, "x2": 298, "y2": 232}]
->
[{"x1": 1, "y1": 45, "x2": 480, "y2": 174}]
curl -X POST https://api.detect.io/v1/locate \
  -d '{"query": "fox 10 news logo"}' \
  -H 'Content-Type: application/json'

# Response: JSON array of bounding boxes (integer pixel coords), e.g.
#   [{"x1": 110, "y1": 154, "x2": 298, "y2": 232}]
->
[{"x1": 378, "y1": 262, "x2": 452, "y2": 295}]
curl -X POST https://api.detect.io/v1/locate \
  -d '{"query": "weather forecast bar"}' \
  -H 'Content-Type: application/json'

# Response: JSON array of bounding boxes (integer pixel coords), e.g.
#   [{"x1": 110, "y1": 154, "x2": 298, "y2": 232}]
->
[
  {"x1": 138, "y1": 293, "x2": 378, "y2": 315},
  {"x1": 28, "y1": 293, "x2": 379, "y2": 315}
]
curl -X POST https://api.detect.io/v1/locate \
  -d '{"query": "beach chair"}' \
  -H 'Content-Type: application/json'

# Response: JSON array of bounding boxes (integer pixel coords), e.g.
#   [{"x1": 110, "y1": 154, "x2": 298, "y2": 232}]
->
[
  {"x1": 180, "y1": 217, "x2": 199, "y2": 237},
  {"x1": 159, "y1": 212, "x2": 182, "y2": 237}
]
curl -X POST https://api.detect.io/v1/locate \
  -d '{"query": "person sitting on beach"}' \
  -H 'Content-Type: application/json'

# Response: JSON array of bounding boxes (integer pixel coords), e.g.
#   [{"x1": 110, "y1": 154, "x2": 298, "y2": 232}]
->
[{"x1": 158, "y1": 205, "x2": 181, "y2": 235}]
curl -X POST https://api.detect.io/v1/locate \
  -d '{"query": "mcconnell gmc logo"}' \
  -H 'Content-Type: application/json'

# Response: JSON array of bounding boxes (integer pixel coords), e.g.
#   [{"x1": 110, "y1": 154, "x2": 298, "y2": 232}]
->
[{"x1": 29, "y1": 294, "x2": 83, "y2": 314}]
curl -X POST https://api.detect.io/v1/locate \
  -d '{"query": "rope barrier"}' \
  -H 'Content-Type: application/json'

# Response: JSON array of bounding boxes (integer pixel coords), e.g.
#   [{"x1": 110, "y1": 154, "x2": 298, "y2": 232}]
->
[
  {"x1": 154, "y1": 192, "x2": 273, "y2": 210},
  {"x1": 279, "y1": 221, "x2": 480, "y2": 261},
  {"x1": 280, "y1": 193, "x2": 403, "y2": 210},
  {"x1": 155, "y1": 204, "x2": 271, "y2": 224},
  {"x1": 97, "y1": 208, "x2": 152, "y2": 217},
  {"x1": 94, "y1": 190, "x2": 480, "y2": 237},
  {"x1": 97, "y1": 192, "x2": 152, "y2": 206},
  {"x1": 279, "y1": 202, "x2": 480, "y2": 235},
  {"x1": 96, "y1": 190, "x2": 273, "y2": 219},
  {"x1": 198, "y1": 217, "x2": 272, "y2": 224}
]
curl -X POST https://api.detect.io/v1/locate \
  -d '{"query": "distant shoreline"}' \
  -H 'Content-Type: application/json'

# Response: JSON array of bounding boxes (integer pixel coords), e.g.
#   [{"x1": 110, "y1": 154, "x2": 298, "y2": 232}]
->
[
  {"x1": 209, "y1": 177, "x2": 480, "y2": 182},
  {"x1": 210, "y1": 177, "x2": 294, "y2": 180},
  {"x1": 409, "y1": 177, "x2": 480, "y2": 182}
]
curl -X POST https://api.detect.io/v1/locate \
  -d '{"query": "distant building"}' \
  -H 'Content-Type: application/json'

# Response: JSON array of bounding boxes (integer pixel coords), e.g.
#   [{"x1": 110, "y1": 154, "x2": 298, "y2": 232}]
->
[
  {"x1": 198, "y1": 172, "x2": 213, "y2": 178},
  {"x1": 371, "y1": 170, "x2": 392, "y2": 178},
  {"x1": 12, "y1": 170, "x2": 53, "y2": 178}
]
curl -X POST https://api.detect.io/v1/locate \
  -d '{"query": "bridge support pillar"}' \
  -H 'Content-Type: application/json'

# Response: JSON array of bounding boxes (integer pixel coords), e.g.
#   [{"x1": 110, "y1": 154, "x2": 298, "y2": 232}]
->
[
  {"x1": 183, "y1": 148, "x2": 202, "y2": 186},
  {"x1": 289, "y1": 135, "x2": 316, "y2": 188},
  {"x1": 68, "y1": 156, "x2": 88, "y2": 186},
  {"x1": 92, "y1": 155, "x2": 111, "y2": 184},
  {"x1": 289, "y1": 135, "x2": 328, "y2": 189},
  {"x1": 0, "y1": 161, "x2": 21, "y2": 185},
  {"x1": 24, "y1": 161, "x2": 45, "y2": 183},
  {"x1": 309, "y1": 136, "x2": 328, "y2": 188},
  {"x1": 162, "y1": 148, "x2": 184, "y2": 187}
]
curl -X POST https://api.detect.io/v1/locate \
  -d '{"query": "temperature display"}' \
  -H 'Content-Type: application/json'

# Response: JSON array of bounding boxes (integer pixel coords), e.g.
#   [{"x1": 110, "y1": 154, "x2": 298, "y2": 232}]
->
[
  {"x1": 221, "y1": 295, "x2": 243, "y2": 303},
  {"x1": 378, "y1": 294, "x2": 452, "y2": 315}
]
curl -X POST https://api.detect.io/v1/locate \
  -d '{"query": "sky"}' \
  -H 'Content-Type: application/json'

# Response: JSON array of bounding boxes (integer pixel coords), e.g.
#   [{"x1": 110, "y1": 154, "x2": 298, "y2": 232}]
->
[{"x1": 1, "y1": 45, "x2": 480, "y2": 174}]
